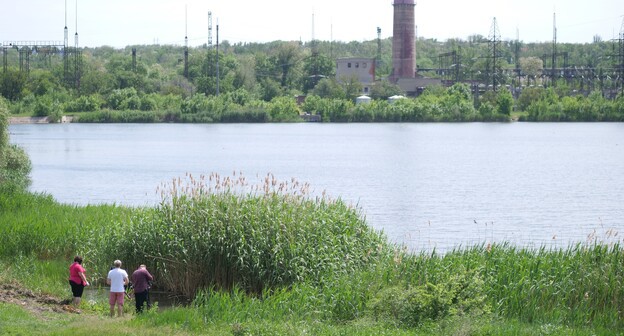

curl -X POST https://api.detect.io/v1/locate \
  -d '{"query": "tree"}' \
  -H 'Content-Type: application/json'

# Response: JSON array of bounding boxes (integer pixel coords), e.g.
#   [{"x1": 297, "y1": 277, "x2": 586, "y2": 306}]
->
[
  {"x1": 496, "y1": 88, "x2": 514, "y2": 115},
  {"x1": 0, "y1": 99, "x2": 32, "y2": 192},
  {"x1": 0, "y1": 69, "x2": 27, "y2": 101},
  {"x1": 302, "y1": 52, "x2": 335, "y2": 93},
  {"x1": 274, "y1": 42, "x2": 303, "y2": 89},
  {"x1": 519, "y1": 57, "x2": 543, "y2": 86},
  {"x1": 311, "y1": 78, "x2": 345, "y2": 99},
  {"x1": 338, "y1": 75, "x2": 363, "y2": 101},
  {"x1": 370, "y1": 80, "x2": 404, "y2": 100},
  {"x1": 267, "y1": 96, "x2": 300, "y2": 122}
]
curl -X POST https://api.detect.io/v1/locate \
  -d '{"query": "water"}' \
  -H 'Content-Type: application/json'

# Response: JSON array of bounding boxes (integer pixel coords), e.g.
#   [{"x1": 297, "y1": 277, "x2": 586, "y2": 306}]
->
[
  {"x1": 8, "y1": 122, "x2": 624, "y2": 253},
  {"x1": 83, "y1": 288, "x2": 187, "y2": 309}
]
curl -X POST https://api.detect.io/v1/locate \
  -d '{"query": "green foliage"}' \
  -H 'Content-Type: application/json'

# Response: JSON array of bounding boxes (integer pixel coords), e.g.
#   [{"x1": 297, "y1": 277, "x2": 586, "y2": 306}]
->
[
  {"x1": 267, "y1": 96, "x2": 301, "y2": 122},
  {"x1": 524, "y1": 88, "x2": 624, "y2": 121},
  {"x1": 0, "y1": 100, "x2": 32, "y2": 192},
  {"x1": 0, "y1": 68, "x2": 27, "y2": 101},
  {"x1": 64, "y1": 94, "x2": 103, "y2": 112},
  {"x1": 302, "y1": 53, "x2": 336, "y2": 93},
  {"x1": 496, "y1": 89, "x2": 514, "y2": 115},
  {"x1": 310, "y1": 78, "x2": 346, "y2": 99},
  {"x1": 75, "y1": 109, "x2": 163, "y2": 123},
  {"x1": 370, "y1": 80, "x2": 405, "y2": 100},
  {"x1": 106, "y1": 87, "x2": 140, "y2": 110},
  {"x1": 103, "y1": 173, "x2": 388, "y2": 299},
  {"x1": 0, "y1": 144, "x2": 32, "y2": 191},
  {"x1": 517, "y1": 87, "x2": 544, "y2": 112}
]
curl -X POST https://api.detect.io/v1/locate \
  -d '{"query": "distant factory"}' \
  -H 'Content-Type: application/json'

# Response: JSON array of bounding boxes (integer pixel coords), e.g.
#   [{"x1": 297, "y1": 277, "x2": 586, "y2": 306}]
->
[{"x1": 336, "y1": 0, "x2": 440, "y2": 96}]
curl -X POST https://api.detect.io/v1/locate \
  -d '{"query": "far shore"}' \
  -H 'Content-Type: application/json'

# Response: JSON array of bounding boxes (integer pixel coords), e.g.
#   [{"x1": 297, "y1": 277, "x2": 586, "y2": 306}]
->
[{"x1": 9, "y1": 116, "x2": 73, "y2": 124}]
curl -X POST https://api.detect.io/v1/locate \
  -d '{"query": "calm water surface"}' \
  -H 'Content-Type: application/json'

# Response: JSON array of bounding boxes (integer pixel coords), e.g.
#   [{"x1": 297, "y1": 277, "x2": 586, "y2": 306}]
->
[{"x1": 9, "y1": 123, "x2": 624, "y2": 253}]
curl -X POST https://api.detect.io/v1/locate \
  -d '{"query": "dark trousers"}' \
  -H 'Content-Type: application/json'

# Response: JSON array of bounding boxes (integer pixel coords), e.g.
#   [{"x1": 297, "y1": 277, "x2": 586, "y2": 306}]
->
[{"x1": 135, "y1": 290, "x2": 150, "y2": 313}]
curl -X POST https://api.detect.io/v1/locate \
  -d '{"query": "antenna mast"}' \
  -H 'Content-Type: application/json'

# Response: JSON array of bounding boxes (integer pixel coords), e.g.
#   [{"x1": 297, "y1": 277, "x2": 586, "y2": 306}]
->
[
  {"x1": 74, "y1": 0, "x2": 79, "y2": 48},
  {"x1": 64, "y1": 0, "x2": 68, "y2": 48},
  {"x1": 184, "y1": 5, "x2": 189, "y2": 78}
]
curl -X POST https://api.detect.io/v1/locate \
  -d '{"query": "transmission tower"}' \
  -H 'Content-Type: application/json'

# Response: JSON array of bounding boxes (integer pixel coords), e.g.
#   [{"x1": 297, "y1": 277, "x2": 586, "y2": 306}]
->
[
  {"x1": 208, "y1": 12, "x2": 213, "y2": 48},
  {"x1": 487, "y1": 17, "x2": 502, "y2": 91},
  {"x1": 552, "y1": 13, "x2": 557, "y2": 86}
]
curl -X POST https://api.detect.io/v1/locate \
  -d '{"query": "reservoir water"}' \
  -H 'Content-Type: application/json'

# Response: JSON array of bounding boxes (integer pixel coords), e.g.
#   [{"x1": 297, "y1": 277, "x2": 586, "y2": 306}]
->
[{"x1": 8, "y1": 123, "x2": 624, "y2": 253}]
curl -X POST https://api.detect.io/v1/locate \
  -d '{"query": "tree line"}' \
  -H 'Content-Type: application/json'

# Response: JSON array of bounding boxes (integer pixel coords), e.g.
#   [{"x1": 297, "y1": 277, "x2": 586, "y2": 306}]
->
[{"x1": 1, "y1": 37, "x2": 623, "y2": 122}]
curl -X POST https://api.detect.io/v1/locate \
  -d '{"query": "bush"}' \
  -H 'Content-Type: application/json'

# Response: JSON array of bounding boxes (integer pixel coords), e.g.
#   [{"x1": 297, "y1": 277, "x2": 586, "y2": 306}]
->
[
  {"x1": 64, "y1": 95, "x2": 102, "y2": 112},
  {"x1": 267, "y1": 96, "x2": 301, "y2": 122},
  {"x1": 370, "y1": 266, "x2": 488, "y2": 327}
]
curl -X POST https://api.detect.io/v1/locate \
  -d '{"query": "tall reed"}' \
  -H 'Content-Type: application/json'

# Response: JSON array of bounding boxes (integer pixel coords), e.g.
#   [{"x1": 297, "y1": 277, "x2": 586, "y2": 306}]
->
[{"x1": 106, "y1": 173, "x2": 390, "y2": 298}]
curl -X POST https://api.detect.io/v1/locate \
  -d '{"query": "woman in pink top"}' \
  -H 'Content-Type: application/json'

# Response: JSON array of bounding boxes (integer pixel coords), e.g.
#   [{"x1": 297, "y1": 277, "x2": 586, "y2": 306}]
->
[{"x1": 68, "y1": 255, "x2": 90, "y2": 307}]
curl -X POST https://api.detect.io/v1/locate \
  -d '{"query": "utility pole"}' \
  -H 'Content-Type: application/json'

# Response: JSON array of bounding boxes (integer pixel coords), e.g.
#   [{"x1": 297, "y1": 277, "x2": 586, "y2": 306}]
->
[
  {"x1": 377, "y1": 27, "x2": 382, "y2": 81},
  {"x1": 183, "y1": 5, "x2": 189, "y2": 79},
  {"x1": 216, "y1": 22, "x2": 220, "y2": 96}
]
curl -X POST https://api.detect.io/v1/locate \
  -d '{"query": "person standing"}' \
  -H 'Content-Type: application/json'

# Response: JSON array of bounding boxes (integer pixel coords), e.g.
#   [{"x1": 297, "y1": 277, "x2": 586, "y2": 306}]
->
[
  {"x1": 131, "y1": 264, "x2": 154, "y2": 313},
  {"x1": 68, "y1": 256, "x2": 90, "y2": 308},
  {"x1": 106, "y1": 259, "x2": 129, "y2": 317}
]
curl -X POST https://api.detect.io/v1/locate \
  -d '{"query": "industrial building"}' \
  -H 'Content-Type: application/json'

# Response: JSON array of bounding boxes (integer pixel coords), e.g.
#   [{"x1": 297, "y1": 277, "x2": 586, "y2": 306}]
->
[
  {"x1": 335, "y1": 0, "x2": 440, "y2": 97},
  {"x1": 335, "y1": 57, "x2": 376, "y2": 95}
]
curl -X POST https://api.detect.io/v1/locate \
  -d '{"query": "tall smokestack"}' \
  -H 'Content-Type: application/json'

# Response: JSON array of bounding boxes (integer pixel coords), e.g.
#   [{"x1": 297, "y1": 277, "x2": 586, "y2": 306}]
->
[{"x1": 391, "y1": 0, "x2": 416, "y2": 81}]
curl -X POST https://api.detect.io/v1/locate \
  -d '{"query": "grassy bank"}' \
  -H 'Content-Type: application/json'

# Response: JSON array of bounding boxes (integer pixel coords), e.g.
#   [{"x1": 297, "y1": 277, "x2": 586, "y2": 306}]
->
[{"x1": 1, "y1": 176, "x2": 623, "y2": 334}]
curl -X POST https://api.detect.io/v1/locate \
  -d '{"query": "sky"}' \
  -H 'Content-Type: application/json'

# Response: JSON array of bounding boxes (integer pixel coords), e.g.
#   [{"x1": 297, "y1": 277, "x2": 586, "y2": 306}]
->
[{"x1": 0, "y1": 0, "x2": 622, "y2": 48}]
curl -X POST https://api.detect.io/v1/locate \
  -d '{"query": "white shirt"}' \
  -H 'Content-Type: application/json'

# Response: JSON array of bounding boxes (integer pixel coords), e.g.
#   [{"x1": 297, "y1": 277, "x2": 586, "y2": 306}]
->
[{"x1": 107, "y1": 268, "x2": 129, "y2": 293}]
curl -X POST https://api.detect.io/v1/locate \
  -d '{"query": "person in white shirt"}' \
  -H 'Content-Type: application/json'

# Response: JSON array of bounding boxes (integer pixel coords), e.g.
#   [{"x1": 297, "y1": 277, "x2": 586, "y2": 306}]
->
[{"x1": 106, "y1": 259, "x2": 129, "y2": 317}]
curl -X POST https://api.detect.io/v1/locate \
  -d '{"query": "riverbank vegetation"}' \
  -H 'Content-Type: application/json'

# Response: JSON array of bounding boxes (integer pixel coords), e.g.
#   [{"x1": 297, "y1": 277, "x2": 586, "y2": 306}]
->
[
  {"x1": 2, "y1": 38, "x2": 623, "y2": 123},
  {"x1": 1, "y1": 180, "x2": 624, "y2": 334},
  {"x1": 0, "y1": 99, "x2": 32, "y2": 192}
]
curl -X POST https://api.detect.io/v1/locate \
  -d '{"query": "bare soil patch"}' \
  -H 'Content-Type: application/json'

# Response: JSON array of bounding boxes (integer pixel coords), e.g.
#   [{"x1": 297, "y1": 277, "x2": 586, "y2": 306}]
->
[{"x1": 0, "y1": 281, "x2": 78, "y2": 315}]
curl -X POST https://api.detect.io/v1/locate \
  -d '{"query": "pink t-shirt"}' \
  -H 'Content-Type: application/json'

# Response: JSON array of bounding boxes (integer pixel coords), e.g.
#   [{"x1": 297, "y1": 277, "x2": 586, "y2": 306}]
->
[{"x1": 69, "y1": 262, "x2": 86, "y2": 285}]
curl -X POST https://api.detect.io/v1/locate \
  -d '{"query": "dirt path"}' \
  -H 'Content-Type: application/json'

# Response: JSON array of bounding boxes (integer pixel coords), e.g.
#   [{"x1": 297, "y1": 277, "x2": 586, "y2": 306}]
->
[{"x1": 0, "y1": 281, "x2": 79, "y2": 316}]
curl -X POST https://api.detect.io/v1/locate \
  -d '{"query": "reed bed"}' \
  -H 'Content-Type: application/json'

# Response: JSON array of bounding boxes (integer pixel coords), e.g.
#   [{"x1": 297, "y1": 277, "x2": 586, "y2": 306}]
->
[{"x1": 104, "y1": 172, "x2": 390, "y2": 298}]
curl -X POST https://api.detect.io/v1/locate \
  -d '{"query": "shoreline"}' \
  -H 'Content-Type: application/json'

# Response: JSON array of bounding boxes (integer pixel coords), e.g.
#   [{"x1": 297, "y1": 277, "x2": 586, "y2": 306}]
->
[{"x1": 9, "y1": 116, "x2": 73, "y2": 124}]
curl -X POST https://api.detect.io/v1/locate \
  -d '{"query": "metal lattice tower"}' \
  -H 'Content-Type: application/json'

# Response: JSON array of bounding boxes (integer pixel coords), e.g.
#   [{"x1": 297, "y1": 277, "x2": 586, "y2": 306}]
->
[
  {"x1": 487, "y1": 17, "x2": 502, "y2": 91},
  {"x1": 208, "y1": 12, "x2": 213, "y2": 48},
  {"x1": 438, "y1": 50, "x2": 459, "y2": 84},
  {"x1": 551, "y1": 13, "x2": 557, "y2": 87}
]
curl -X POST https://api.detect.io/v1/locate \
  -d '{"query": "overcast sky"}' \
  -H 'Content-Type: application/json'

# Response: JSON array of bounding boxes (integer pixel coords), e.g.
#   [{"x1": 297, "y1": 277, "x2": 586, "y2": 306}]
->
[{"x1": 1, "y1": 0, "x2": 622, "y2": 48}]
